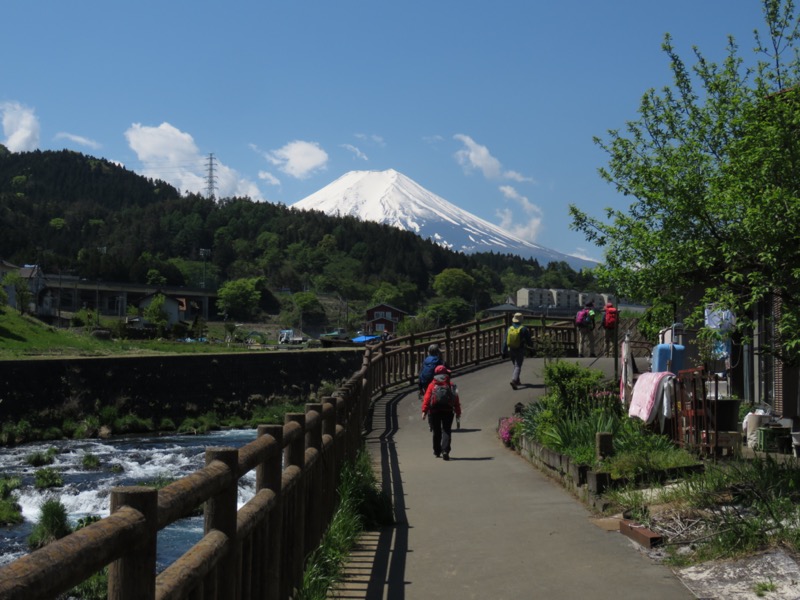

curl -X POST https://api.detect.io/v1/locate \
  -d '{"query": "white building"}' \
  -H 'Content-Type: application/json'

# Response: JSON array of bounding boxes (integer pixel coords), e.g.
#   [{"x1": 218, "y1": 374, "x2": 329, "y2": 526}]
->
[{"x1": 516, "y1": 288, "x2": 615, "y2": 311}]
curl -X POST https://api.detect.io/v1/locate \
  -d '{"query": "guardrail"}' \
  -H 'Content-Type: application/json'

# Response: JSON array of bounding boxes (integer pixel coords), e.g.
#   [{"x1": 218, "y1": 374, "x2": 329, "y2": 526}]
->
[{"x1": 0, "y1": 313, "x2": 579, "y2": 600}]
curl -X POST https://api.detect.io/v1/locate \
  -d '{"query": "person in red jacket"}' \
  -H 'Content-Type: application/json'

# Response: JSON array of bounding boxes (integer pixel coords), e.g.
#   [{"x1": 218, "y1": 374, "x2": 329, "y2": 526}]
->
[{"x1": 421, "y1": 365, "x2": 462, "y2": 461}]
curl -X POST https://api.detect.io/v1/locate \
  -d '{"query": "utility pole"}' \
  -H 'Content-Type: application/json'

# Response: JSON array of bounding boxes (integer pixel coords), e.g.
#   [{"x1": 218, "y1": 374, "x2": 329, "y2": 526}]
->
[{"x1": 205, "y1": 153, "x2": 218, "y2": 201}]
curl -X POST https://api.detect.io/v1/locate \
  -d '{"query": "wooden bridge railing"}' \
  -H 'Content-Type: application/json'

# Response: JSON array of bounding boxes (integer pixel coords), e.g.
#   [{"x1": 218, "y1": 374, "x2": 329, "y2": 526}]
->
[{"x1": 0, "y1": 313, "x2": 580, "y2": 600}]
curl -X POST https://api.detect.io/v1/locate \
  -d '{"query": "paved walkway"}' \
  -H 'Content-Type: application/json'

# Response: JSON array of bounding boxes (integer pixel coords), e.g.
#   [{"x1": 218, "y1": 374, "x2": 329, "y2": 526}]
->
[{"x1": 331, "y1": 357, "x2": 695, "y2": 599}]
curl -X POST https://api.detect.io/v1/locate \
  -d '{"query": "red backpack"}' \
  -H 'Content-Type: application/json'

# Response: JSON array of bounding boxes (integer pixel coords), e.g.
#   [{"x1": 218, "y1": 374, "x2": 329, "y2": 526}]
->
[{"x1": 602, "y1": 307, "x2": 618, "y2": 330}]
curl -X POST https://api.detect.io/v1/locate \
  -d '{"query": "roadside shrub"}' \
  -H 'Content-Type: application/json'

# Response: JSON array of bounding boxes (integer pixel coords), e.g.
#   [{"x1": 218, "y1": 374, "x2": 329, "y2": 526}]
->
[
  {"x1": 542, "y1": 360, "x2": 608, "y2": 416},
  {"x1": 498, "y1": 416, "x2": 523, "y2": 448},
  {"x1": 28, "y1": 498, "x2": 72, "y2": 549}
]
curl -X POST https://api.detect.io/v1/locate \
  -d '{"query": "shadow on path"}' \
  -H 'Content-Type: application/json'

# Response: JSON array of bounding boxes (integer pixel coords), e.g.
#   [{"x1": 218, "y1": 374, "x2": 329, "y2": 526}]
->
[{"x1": 362, "y1": 388, "x2": 410, "y2": 600}]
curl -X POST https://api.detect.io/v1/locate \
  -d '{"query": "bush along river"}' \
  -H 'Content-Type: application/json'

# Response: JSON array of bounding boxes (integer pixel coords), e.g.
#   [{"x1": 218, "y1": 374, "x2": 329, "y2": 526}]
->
[{"x1": 0, "y1": 429, "x2": 260, "y2": 571}]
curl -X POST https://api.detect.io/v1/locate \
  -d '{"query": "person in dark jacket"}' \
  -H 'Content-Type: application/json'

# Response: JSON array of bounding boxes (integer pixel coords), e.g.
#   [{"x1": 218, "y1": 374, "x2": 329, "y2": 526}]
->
[
  {"x1": 418, "y1": 343, "x2": 446, "y2": 395},
  {"x1": 421, "y1": 365, "x2": 462, "y2": 460}
]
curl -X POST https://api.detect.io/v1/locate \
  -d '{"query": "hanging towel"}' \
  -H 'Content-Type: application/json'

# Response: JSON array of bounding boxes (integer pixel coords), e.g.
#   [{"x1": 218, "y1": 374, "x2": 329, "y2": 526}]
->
[{"x1": 629, "y1": 371, "x2": 674, "y2": 425}]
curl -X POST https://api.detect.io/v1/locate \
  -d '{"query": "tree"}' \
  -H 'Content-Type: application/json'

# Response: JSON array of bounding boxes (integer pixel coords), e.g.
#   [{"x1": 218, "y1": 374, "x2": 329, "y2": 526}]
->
[
  {"x1": 217, "y1": 278, "x2": 261, "y2": 320},
  {"x1": 569, "y1": 0, "x2": 800, "y2": 361},
  {"x1": 142, "y1": 293, "x2": 169, "y2": 336},
  {"x1": 433, "y1": 268, "x2": 475, "y2": 301},
  {"x1": 3, "y1": 272, "x2": 32, "y2": 314}
]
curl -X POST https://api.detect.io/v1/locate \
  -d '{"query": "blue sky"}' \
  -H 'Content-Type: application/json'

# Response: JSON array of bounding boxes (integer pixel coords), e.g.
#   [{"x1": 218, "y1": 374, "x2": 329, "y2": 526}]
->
[{"x1": 2, "y1": 1, "x2": 769, "y2": 262}]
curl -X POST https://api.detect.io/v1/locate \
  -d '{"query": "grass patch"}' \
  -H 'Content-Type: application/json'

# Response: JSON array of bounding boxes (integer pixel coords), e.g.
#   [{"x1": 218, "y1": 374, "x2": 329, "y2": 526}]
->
[
  {"x1": 754, "y1": 578, "x2": 778, "y2": 596},
  {"x1": 28, "y1": 498, "x2": 72, "y2": 549},
  {"x1": 0, "y1": 476, "x2": 23, "y2": 525},
  {"x1": 26, "y1": 447, "x2": 58, "y2": 467},
  {"x1": 82, "y1": 452, "x2": 101, "y2": 470},
  {"x1": 297, "y1": 448, "x2": 393, "y2": 600},
  {"x1": 34, "y1": 467, "x2": 64, "y2": 489}
]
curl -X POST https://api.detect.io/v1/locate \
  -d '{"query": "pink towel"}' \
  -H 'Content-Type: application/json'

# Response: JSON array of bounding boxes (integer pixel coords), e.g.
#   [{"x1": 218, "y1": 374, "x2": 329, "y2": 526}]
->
[{"x1": 629, "y1": 372, "x2": 673, "y2": 424}]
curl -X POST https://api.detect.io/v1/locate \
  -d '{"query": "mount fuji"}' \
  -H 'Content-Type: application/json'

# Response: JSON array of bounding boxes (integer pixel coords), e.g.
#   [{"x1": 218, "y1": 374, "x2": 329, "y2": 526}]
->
[{"x1": 291, "y1": 169, "x2": 596, "y2": 270}]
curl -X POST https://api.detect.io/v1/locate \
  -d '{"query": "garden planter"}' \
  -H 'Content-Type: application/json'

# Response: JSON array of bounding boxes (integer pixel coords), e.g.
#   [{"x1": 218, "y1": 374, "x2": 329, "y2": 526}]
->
[
  {"x1": 587, "y1": 471, "x2": 611, "y2": 495},
  {"x1": 569, "y1": 462, "x2": 590, "y2": 486}
]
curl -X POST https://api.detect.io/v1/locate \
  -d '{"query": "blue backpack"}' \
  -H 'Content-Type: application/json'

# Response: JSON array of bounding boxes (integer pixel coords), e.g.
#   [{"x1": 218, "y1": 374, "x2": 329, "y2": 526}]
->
[{"x1": 419, "y1": 356, "x2": 443, "y2": 389}]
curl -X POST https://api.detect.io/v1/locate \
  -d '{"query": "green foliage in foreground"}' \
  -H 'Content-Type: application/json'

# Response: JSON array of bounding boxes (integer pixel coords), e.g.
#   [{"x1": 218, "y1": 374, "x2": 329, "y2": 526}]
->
[
  {"x1": 297, "y1": 448, "x2": 394, "y2": 600},
  {"x1": 520, "y1": 360, "x2": 698, "y2": 477}
]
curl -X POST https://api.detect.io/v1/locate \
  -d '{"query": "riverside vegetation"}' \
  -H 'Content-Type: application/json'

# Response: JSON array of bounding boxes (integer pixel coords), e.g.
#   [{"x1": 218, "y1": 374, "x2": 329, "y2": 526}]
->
[{"x1": 503, "y1": 360, "x2": 800, "y2": 569}]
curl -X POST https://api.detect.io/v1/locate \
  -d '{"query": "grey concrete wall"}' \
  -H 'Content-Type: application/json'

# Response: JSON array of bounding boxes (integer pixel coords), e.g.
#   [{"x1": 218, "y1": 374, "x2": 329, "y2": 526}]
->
[{"x1": 0, "y1": 349, "x2": 364, "y2": 426}]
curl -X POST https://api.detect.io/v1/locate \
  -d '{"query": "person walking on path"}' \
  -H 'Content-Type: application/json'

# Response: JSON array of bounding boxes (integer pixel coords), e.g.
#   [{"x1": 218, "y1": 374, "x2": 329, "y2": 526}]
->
[
  {"x1": 418, "y1": 343, "x2": 446, "y2": 397},
  {"x1": 421, "y1": 365, "x2": 461, "y2": 460},
  {"x1": 576, "y1": 301, "x2": 597, "y2": 357},
  {"x1": 503, "y1": 312, "x2": 532, "y2": 389},
  {"x1": 601, "y1": 301, "x2": 619, "y2": 357}
]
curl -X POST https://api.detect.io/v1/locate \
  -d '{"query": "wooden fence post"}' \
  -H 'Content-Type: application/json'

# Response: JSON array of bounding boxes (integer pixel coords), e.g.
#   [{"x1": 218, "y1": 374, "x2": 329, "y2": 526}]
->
[
  {"x1": 257, "y1": 424, "x2": 283, "y2": 600},
  {"x1": 108, "y1": 486, "x2": 158, "y2": 600},
  {"x1": 305, "y1": 403, "x2": 324, "y2": 552},
  {"x1": 284, "y1": 413, "x2": 306, "y2": 596},
  {"x1": 205, "y1": 447, "x2": 239, "y2": 599}
]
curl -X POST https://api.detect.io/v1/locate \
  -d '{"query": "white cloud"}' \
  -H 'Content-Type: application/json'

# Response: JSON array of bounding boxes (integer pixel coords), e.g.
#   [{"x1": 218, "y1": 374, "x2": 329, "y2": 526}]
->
[
  {"x1": 124, "y1": 122, "x2": 263, "y2": 200},
  {"x1": 1, "y1": 102, "x2": 40, "y2": 152},
  {"x1": 454, "y1": 134, "x2": 502, "y2": 178},
  {"x1": 55, "y1": 132, "x2": 101, "y2": 150},
  {"x1": 504, "y1": 170, "x2": 534, "y2": 183},
  {"x1": 496, "y1": 185, "x2": 544, "y2": 242},
  {"x1": 355, "y1": 133, "x2": 385, "y2": 147},
  {"x1": 258, "y1": 171, "x2": 281, "y2": 186},
  {"x1": 341, "y1": 143, "x2": 368, "y2": 161},
  {"x1": 453, "y1": 134, "x2": 533, "y2": 183},
  {"x1": 265, "y1": 140, "x2": 328, "y2": 179}
]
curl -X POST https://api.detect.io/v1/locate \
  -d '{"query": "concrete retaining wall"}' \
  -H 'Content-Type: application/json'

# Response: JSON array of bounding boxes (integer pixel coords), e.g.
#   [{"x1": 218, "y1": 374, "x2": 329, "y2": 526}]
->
[{"x1": 0, "y1": 349, "x2": 364, "y2": 427}]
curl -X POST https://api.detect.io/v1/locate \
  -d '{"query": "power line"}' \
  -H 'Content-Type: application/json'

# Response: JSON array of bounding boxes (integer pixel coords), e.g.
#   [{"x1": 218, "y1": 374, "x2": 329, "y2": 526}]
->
[{"x1": 205, "y1": 153, "x2": 218, "y2": 201}]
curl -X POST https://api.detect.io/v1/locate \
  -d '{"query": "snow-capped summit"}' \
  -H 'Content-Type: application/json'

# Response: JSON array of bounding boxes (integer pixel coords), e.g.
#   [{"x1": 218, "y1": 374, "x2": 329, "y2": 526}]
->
[{"x1": 292, "y1": 169, "x2": 596, "y2": 270}]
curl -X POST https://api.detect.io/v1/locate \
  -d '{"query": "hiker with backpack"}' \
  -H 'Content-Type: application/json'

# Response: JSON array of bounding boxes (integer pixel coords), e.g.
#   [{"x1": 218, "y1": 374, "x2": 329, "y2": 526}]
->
[
  {"x1": 601, "y1": 301, "x2": 618, "y2": 357},
  {"x1": 421, "y1": 365, "x2": 462, "y2": 460},
  {"x1": 576, "y1": 302, "x2": 597, "y2": 357},
  {"x1": 502, "y1": 312, "x2": 532, "y2": 390},
  {"x1": 418, "y1": 343, "x2": 447, "y2": 396}
]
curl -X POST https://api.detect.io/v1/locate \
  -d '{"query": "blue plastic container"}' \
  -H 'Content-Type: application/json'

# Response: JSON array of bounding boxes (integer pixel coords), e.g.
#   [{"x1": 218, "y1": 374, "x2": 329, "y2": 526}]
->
[{"x1": 652, "y1": 343, "x2": 685, "y2": 373}]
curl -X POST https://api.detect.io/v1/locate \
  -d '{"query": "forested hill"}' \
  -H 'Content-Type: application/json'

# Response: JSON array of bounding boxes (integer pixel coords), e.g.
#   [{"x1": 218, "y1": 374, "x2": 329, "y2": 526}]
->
[{"x1": 0, "y1": 146, "x2": 595, "y2": 318}]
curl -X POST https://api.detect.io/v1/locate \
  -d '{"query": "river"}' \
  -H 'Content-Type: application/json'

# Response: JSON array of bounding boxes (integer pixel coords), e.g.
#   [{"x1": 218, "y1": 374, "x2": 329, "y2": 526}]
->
[{"x1": 0, "y1": 429, "x2": 260, "y2": 572}]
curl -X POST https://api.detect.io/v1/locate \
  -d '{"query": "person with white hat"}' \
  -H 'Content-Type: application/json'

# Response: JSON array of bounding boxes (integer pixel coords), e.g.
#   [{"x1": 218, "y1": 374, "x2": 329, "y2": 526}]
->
[{"x1": 503, "y1": 312, "x2": 532, "y2": 389}]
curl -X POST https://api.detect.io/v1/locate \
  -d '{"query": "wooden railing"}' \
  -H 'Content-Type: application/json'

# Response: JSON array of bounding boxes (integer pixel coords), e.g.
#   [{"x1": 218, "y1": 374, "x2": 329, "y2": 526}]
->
[{"x1": 0, "y1": 313, "x2": 577, "y2": 600}]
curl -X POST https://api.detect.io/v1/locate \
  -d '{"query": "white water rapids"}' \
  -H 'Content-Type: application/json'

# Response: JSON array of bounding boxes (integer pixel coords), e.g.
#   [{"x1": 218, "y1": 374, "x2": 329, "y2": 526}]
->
[{"x1": 0, "y1": 429, "x2": 260, "y2": 571}]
